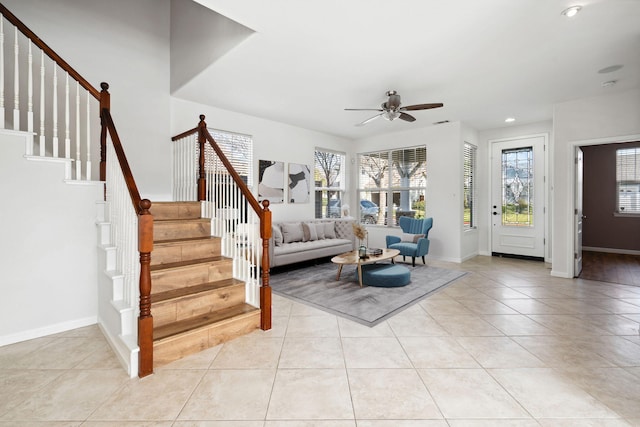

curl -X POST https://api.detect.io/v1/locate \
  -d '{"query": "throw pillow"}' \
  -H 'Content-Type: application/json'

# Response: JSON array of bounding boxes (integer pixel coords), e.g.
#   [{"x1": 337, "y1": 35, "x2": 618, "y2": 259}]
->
[
  {"x1": 401, "y1": 233, "x2": 425, "y2": 243},
  {"x1": 281, "y1": 222, "x2": 304, "y2": 243},
  {"x1": 302, "y1": 222, "x2": 318, "y2": 241},
  {"x1": 315, "y1": 223, "x2": 326, "y2": 239},
  {"x1": 272, "y1": 225, "x2": 283, "y2": 246},
  {"x1": 324, "y1": 222, "x2": 336, "y2": 239}
]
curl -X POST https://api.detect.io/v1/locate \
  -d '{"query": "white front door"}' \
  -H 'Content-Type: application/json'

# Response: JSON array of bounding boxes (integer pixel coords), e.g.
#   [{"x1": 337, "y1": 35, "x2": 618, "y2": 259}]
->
[
  {"x1": 491, "y1": 136, "x2": 545, "y2": 259},
  {"x1": 574, "y1": 147, "x2": 584, "y2": 276}
]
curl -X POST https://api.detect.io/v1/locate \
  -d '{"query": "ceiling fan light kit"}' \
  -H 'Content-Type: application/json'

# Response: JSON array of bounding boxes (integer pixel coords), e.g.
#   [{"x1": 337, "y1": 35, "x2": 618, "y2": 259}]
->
[{"x1": 346, "y1": 90, "x2": 443, "y2": 127}]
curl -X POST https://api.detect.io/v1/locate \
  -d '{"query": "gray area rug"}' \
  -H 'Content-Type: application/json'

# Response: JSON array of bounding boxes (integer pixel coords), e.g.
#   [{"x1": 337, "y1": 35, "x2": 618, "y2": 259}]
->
[{"x1": 271, "y1": 262, "x2": 466, "y2": 326}]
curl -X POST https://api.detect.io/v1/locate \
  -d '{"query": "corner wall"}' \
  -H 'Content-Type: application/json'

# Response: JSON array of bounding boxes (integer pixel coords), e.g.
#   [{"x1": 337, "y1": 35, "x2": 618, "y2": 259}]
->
[
  {"x1": 351, "y1": 122, "x2": 465, "y2": 262},
  {"x1": 552, "y1": 89, "x2": 640, "y2": 277},
  {"x1": 2, "y1": 0, "x2": 173, "y2": 200}
]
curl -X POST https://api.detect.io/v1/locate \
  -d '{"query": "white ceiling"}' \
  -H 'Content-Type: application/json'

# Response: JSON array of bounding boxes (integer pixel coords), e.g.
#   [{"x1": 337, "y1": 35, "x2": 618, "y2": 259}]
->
[{"x1": 173, "y1": 0, "x2": 640, "y2": 139}]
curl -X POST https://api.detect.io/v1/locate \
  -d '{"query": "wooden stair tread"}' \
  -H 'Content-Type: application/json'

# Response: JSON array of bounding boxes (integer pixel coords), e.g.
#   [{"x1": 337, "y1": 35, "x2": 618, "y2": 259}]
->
[
  {"x1": 150, "y1": 256, "x2": 227, "y2": 272},
  {"x1": 151, "y1": 278, "x2": 244, "y2": 303},
  {"x1": 153, "y1": 303, "x2": 259, "y2": 341},
  {"x1": 154, "y1": 236, "x2": 219, "y2": 245}
]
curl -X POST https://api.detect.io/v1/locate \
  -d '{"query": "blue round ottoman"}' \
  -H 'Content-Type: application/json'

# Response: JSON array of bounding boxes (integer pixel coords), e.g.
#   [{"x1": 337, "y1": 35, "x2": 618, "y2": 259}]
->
[{"x1": 360, "y1": 263, "x2": 411, "y2": 287}]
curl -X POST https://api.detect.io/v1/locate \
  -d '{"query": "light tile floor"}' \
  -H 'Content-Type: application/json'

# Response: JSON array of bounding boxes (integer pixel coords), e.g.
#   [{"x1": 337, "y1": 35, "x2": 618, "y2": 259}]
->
[{"x1": 1, "y1": 255, "x2": 640, "y2": 426}]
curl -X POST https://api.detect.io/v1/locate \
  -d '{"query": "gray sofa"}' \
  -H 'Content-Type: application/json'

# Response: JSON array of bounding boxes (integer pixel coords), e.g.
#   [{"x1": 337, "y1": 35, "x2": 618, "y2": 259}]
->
[{"x1": 269, "y1": 218, "x2": 356, "y2": 267}]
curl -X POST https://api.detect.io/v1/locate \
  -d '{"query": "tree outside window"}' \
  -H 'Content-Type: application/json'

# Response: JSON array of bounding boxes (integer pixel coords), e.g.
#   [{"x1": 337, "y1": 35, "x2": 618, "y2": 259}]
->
[
  {"x1": 314, "y1": 149, "x2": 345, "y2": 218},
  {"x1": 358, "y1": 146, "x2": 427, "y2": 226}
]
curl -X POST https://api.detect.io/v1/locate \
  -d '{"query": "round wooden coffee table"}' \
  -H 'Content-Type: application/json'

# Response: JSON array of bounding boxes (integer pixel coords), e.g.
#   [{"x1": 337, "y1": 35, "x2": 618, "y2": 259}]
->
[{"x1": 331, "y1": 248, "x2": 400, "y2": 287}]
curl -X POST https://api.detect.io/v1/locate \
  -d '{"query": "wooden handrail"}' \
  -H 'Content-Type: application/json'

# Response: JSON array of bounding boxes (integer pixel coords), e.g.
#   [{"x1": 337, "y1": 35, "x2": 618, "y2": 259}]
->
[
  {"x1": 100, "y1": 107, "x2": 144, "y2": 213},
  {"x1": 101, "y1": 106, "x2": 154, "y2": 377},
  {"x1": 199, "y1": 117, "x2": 264, "y2": 216},
  {"x1": 0, "y1": 2, "x2": 100, "y2": 100},
  {"x1": 171, "y1": 126, "x2": 199, "y2": 141}
]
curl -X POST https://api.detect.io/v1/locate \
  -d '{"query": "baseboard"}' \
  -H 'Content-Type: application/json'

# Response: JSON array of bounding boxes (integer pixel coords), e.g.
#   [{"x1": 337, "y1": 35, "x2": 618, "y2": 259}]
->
[
  {"x1": 583, "y1": 246, "x2": 640, "y2": 256},
  {"x1": 0, "y1": 316, "x2": 97, "y2": 347},
  {"x1": 550, "y1": 270, "x2": 572, "y2": 278}
]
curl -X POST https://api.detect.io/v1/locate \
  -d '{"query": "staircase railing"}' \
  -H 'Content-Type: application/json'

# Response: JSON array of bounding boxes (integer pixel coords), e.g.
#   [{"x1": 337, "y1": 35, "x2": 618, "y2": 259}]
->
[
  {"x1": 172, "y1": 115, "x2": 272, "y2": 330},
  {"x1": 0, "y1": 3, "x2": 154, "y2": 377},
  {"x1": 0, "y1": 3, "x2": 101, "y2": 180}
]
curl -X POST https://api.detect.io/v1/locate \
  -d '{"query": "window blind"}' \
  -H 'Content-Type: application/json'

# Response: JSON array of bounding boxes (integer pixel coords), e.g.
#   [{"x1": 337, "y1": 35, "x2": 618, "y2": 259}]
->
[{"x1": 616, "y1": 147, "x2": 640, "y2": 214}]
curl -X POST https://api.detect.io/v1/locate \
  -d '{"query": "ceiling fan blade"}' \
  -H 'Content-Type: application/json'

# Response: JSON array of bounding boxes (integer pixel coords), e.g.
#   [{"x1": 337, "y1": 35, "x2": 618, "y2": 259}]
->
[
  {"x1": 345, "y1": 108, "x2": 384, "y2": 112},
  {"x1": 399, "y1": 112, "x2": 416, "y2": 122},
  {"x1": 355, "y1": 113, "x2": 383, "y2": 127},
  {"x1": 401, "y1": 103, "x2": 444, "y2": 111}
]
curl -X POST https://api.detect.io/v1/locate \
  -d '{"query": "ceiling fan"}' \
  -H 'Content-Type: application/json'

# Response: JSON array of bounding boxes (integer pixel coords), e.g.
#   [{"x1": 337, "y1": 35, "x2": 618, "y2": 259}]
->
[{"x1": 345, "y1": 90, "x2": 443, "y2": 126}]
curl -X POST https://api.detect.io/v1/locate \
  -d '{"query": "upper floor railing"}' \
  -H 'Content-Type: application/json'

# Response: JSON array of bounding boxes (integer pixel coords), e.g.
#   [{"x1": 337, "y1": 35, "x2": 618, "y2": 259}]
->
[{"x1": 0, "y1": 3, "x2": 153, "y2": 377}]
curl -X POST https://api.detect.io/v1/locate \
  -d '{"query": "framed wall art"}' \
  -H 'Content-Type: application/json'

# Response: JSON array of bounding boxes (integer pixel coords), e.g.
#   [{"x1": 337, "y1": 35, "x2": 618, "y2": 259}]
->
[
  {"x1": 258, "y1": 160, "x2": 284, "y2": 203},
  {"x1": 288, "y1": 163, "x2": 311, "y2": 203}
]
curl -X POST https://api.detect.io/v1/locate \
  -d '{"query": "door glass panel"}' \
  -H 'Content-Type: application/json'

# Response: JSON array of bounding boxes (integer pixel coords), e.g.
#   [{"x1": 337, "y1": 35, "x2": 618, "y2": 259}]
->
[{"x1": 501, "y1": 147, "x2": 534, "y2": 227}]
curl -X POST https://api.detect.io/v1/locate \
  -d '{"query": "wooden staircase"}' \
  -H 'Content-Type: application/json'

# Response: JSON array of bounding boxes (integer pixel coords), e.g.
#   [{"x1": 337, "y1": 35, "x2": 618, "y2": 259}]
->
[{"x1": 149, "y1": 201, "x2": 261, "y2": 368}]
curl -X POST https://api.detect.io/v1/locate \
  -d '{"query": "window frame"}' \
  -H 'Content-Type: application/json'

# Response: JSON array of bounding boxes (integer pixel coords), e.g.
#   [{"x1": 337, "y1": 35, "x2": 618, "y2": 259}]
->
[
  {"x1": 616, "y1": 146, "x2": 640, "y2": 216},
  {"x1": 357, "y1": 145, "x2": 427, "y2": 227},
  {"x1": 463, "y1": 142, "x2": 477, "y2": 230},
  {"x1": 314, "y1": 148, "x2": 346, "y2": 219},
  {"x1": 206, "y1": 127, "x2": 253, "y2": 187}
]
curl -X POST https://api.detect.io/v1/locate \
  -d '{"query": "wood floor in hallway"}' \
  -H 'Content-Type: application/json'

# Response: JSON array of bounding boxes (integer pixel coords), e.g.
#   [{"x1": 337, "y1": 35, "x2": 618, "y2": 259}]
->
[{"x1": 580, "y1": 251, "x2": 640, "y2": 287}]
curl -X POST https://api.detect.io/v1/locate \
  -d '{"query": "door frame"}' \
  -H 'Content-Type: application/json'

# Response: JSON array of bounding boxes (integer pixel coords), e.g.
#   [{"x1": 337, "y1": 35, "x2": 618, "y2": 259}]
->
[
  {"x1": 488, "y1": 133, "x2": 550, "y2": 263},
  {"x1": 569, "y1": 133, "x2": 640, "y2": 277}
]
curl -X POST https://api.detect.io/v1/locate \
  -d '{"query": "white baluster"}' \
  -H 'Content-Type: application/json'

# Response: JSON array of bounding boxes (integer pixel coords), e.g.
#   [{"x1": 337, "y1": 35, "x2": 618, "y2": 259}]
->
[
  {"x1": 86, "y1": 91, "x2": 91, "y2": 180},
  {"x1": 39, "y1": 50, "x2": 45, "y2": 156},
  {"x1": 0, "y1": 18, "x2": 5, "y2": 130},
  {"x1": 52, "y1": 66, "x2": 58, "y2": 157},
  {"x1": 27, "y1": 42, "x2": 33, "y2": 133},
  {"x1": 75, "y1": 81, "x2": 81, "y2": 179},
  {"x1": 64, "y1": 72, "x2": 70, "y2": 159},
  {"x1": 13, "y1": 27, "x2": 18, "y2": 130}
]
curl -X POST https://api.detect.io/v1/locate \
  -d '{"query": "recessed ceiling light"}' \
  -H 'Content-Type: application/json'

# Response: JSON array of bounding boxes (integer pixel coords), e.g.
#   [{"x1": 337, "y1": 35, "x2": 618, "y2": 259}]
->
[
  {"x1": 505, "y1": 117, "x2": 516, "y2": 123},
  {"x1": 598, "y1": 64, "x2": 623, "y2": 74},
  {"x1": 561, "y1": 5, "x2": 582, "y2": 17},
  {"x1": 602, "y1": 80, "x2": 618, "y2": 87}
]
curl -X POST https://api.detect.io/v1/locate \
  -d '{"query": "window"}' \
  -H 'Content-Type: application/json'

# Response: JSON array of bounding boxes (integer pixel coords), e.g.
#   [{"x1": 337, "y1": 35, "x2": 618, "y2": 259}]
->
[
  {"x1": 617, "y1": 147, "x2": 640, "y2": 214},
  {"x1": 358, "y1": 146, "x2": 427, "y2": 226},
  {"x1": 463, "y1": 142, "x2": 477, "y2": 229},
  {"x1": 314, "y1": 149, "x2": 346, "y2": 218},
  {"x1": 206, "y1": 128, "x2": 253, "y2": 186}
]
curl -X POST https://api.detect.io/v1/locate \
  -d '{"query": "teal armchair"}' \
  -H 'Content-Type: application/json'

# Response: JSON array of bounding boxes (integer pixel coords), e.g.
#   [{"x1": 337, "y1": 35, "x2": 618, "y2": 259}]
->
[{"x1": 385, "y1": 217, "x2": 433, "y2": 267}]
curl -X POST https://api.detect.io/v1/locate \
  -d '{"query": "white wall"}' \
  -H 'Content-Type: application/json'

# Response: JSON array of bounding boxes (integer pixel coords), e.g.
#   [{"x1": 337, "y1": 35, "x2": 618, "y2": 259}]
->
[
  {"x1": 351, "y1": 122, "x2": 465, "y2": 262},
  {"x1": 170, "y1": 97, "x2": 353, "y2": 222},
  {"x1": 3, "y1": 0, "x2": 173, "y2": 200},
  {"x1": 477, "y1": 121, "x2": 553, "y2": 257},
  {"x1": 552, "y1": 89, "x2": 640, "y2": 277},
  {"x1": 0, "y1": 132, "x2": 103, "y2": 345}
]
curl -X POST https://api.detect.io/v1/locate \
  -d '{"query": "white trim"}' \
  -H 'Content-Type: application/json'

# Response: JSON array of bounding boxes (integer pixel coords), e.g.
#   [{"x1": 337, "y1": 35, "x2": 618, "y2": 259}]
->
[
  {"x1": 488, "y1": 133, "x2": 550, "y2": 263},
  {"x1": 568, "y1": 133, "x2": 640, "y2": 277},
  {"x1": 583, "y1": 246, "x2": 640, "y2": 256},
  {"x1": 0, "y1": 316, "x2": 97, "y2": 347}
]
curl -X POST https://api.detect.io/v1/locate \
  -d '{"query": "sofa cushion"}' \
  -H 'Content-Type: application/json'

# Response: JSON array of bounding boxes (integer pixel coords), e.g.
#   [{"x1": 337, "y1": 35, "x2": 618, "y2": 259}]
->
[
  {"x1": 324, "y1": 222, "x2": 336, "y2": 239},
  {"x1": 302, "y1": 222, "x2": 318, "y2": 241},
  {"x1": 315, "y1": 223, "x2": 326, "y2": 239},
  {"x1": 401, "y1": 233, "x2": 424, "y2": 243},
  {"x1": 281, "y1": 222, "x2": 304, "y2": 243},
  {"x1": 274, "y1": 238, "x2": 352, "y2": 256},
  {"x1": 273, "y1": 225, "x2": 283, "y2": 246}
]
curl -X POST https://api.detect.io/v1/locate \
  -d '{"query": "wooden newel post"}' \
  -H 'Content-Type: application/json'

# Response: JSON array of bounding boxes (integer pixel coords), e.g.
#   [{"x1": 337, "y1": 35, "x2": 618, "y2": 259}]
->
[
  {"x1": 137, "y1": 198, "x2": 154, "y2": 377},
  {"x1": 99, "y1": 82, "x2": 110, "y2": 183},
  {"x1": 260, "y1": 200, "x2": 272, "y2": 330},
  {"x1": 197, "y1": 115, "x2": 206, "y2": 201}
]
